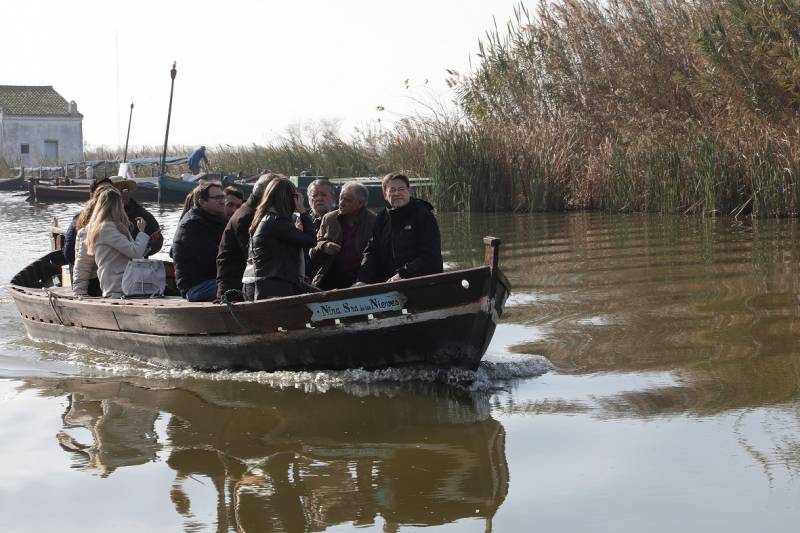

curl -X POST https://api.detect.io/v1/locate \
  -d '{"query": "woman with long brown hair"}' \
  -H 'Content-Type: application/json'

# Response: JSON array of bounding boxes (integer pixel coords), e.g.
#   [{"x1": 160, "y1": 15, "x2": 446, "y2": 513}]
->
[
  {"x1": 86, "y1": 186, "x2": 151, "y2": 297},
  {"x1": 246, "y1": 178, "x2": 317, "y2": 299}
]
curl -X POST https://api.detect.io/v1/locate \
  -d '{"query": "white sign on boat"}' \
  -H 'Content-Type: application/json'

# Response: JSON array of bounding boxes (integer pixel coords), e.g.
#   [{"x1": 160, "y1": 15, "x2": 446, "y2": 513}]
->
[{"x1": 306, "y1": 291, "x2": 407, "y2": 322}]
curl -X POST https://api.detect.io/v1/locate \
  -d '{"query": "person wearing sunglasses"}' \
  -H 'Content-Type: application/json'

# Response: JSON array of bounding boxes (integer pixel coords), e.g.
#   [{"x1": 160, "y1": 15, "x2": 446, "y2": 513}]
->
[{"x1": 171, "y1": 181, "x2": 228, "y2": 301}]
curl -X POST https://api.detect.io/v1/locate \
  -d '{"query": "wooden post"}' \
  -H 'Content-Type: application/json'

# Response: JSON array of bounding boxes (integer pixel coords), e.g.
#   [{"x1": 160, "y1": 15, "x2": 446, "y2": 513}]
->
[
  {"x1": 483, "y1": 236, "x2": 501, "y2": 301},
  {"x1": 160, "y1": 62, "x2": 177, "y2": 179},
  {"x1": 483, "y1": 236, "x2": 501, "y2": 270},
  {"x1": 123, "y1": 102, "x2": 134, "y2": 162}
]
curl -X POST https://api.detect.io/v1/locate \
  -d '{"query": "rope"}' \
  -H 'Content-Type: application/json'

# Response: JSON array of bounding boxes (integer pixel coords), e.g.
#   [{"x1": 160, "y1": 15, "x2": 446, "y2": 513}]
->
[
  {"x1": 44, "y1": 288, "x2": 65, "y2": 325},
  {"x1": 221, "y1": 289, "x2": 249, "y2": 331}
]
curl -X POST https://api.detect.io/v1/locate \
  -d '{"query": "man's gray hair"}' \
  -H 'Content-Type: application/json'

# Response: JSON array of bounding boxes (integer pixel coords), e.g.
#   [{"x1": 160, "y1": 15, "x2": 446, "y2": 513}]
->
[
  {"x1": 252, "y1": 172, "x2": 284, "y2": 199},
  {"x1": 341, "y1": 181, "x2": 368, "y2": 205},
  {"x1": 308, "y1": 179, "x2": 335, "y2": 196}
]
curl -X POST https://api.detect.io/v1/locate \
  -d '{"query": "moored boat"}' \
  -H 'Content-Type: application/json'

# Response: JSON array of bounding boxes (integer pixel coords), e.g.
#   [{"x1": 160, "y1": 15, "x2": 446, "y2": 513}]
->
[
  {"x1": 7, "y1": 233, "x2": 510, "y2": 373},
  {"x1": 157, "y1": 173, "x2": 230, "y2": 202},
  {"x1": 0, "y1": 175, "x2": 26, "y2": 191},
  {"x1": 31, "y1": 182, "x2": 159, "y2": 202}
]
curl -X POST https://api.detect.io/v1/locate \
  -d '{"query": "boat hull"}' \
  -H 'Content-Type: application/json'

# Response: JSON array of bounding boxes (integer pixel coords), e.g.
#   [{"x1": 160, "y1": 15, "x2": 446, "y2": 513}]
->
[
  {"x1": 19, "y1": 301, "x2": 497, "y2": 371},
  {"x1": 33, "y1": 183, "x2": 159, "y2": 202},
  {"x1": 8, "y1": 239, "x2": 509, "y2": 373},
  {"x1": 0, "y1": 176, "x2": 25, "y2": 190}
]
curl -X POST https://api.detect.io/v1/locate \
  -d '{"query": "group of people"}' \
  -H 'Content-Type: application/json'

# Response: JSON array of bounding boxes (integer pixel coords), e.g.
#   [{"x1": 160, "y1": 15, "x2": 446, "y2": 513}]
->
[{"x1": 64, "y1": 170, "x2": 443, "y2": 303}]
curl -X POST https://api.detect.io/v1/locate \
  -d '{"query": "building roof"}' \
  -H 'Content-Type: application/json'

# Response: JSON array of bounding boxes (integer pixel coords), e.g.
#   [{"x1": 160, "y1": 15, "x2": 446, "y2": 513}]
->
[{"x1": 0, "y1": 85, "x2": 81, "y2": 117}]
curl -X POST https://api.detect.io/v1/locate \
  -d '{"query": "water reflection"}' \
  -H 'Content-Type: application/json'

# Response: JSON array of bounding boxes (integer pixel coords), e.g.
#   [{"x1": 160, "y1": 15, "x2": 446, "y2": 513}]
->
[
  {"x1": 19, "y1": 377, "x2": 508, "y2": 532},
  {"x1": 443, "y1": 212, "x2": 800, "y2": 415}
]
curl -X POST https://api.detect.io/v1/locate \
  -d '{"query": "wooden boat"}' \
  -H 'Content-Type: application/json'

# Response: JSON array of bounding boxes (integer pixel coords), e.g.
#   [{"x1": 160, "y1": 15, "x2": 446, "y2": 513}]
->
[
  {"x1": 0, "y1": 175, "x2": 26, "y2": 191},
  {"x1": 31, "y1": 182, "x2": 159, "y2": 202},
  {"x1": 157, "y1": 173, "x2": 229, "y2": 202},
  {"x1": 7, "y1": 229, "x2": 510, "y2": 373},
  {"x1": 160, "y1": 173, "x2": 431, "y2": 208}
]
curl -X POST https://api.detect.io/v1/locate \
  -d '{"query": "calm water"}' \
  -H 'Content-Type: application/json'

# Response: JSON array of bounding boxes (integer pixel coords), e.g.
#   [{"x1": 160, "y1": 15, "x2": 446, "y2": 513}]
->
[{"x1": 1, "y1": 191, "x2": 799, "y2": 532}]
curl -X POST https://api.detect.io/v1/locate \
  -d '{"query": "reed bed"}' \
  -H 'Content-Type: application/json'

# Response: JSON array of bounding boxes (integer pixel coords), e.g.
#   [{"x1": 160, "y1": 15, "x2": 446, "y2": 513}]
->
[
  {"x1": 444, "y1": 0, "x2": 800, "y2": 216},
  {"x1": 58, "y1": 0, "x2": 800, "y2": 217}
]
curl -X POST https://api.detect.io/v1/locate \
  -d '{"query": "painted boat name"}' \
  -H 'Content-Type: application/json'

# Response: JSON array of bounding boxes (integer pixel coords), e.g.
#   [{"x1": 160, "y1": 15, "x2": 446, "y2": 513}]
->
[{"x1": 307, "y1": 291, "x2": 407, "y2": 321}]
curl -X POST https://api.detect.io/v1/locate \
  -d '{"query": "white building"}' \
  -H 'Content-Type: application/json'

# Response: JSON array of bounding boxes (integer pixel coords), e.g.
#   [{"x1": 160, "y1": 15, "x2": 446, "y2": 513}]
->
[{"x1": 0, "y1": 85, "x2": 83, "y2": 166}]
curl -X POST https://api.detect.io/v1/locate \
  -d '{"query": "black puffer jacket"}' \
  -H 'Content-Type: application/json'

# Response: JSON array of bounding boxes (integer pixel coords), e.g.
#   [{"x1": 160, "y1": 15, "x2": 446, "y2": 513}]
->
[
  {"x1": 249, "y1": 210, "x2": 316, "y2": 296},
  {"x1": 63, "y1": 212, "x2": 80, "y2": 268},
  {"x1": 171, "y1": 207, "x2": 227, "y2": 295},
  {"x1": 357, "y1": 198, "x2": 443, "y2": 283},
  {"x1": 216, "y1": 196, "x2": 257, "y2": 300}
]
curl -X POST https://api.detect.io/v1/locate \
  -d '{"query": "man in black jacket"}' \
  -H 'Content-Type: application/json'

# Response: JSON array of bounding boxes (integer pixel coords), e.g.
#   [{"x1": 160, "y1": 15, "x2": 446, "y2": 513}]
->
[
  {"x1": 171, "y1": 181, "x2": 227, "y2": 301},
  {"x1": 215, "y1": 173, "x2": 278, "y2": 302},
  {"x1": 357, "y1": 172, "x2": 443, "y2": 284}
]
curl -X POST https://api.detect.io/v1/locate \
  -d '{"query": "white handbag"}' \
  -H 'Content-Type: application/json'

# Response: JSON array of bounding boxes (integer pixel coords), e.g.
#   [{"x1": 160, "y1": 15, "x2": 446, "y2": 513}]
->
[{"x1": 122, "y1": 258, "x2": 166, "y2": 298}]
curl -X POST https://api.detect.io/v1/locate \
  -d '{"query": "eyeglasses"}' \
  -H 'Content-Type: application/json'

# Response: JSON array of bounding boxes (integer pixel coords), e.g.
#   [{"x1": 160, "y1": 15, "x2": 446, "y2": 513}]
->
[
  {"x1": 208, "y1": 194, "x2": 225, "y2": 200},
  {"x1": 387, "y1": 187, "x2": 409, "y2": 194}
]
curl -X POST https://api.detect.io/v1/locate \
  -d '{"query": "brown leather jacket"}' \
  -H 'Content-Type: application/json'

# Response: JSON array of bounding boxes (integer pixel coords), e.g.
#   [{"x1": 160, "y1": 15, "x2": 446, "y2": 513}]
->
[{"x1": 310, "y1": 207, "x2": 376, "y2": 288}]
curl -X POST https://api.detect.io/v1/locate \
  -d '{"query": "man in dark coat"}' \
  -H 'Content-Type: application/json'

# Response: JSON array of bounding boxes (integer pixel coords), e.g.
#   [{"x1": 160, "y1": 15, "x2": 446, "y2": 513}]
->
[
  {"x1": 215, "y1": 173, "x2": 278, "y2": 302},
  {"x1": 171, "y1": 181, "x2": 227, "y2": 301},
  {"x1": 357, "y1": 172, "x2": 443, "y2": 284},
  {"x1": 310, "y1": 181, "x2": 376, "y2": 290}
]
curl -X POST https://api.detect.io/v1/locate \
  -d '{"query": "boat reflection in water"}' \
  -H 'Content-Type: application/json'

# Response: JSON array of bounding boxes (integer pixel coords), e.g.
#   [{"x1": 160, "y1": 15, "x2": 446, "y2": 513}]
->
[{"x1": 27, "y1": 377, "x2": 508, "y2": 531}]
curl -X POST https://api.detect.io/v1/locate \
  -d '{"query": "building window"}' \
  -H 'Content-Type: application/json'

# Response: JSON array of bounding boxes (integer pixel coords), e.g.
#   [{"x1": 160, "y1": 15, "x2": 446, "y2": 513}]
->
[{"x1": 20, "y1": 144, "x2": 29, "y2": 154}]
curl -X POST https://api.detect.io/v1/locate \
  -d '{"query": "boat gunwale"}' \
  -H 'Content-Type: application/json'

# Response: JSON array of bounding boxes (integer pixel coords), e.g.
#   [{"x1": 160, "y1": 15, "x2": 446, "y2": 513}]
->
[{"x1": 8, "y1": 265, "x2": 493, "y2": 309}]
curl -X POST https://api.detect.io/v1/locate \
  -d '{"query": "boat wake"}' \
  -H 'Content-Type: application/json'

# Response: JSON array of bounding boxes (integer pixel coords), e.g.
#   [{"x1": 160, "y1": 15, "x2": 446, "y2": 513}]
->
[{"x1": 25, "y1": 339, "x2": 552, "y2": 392}]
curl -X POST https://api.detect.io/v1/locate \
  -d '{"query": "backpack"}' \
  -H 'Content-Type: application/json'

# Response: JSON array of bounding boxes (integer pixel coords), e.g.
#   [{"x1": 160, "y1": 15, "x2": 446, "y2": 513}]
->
[{"x1": 122, "y1": 258, "x2": 166, "y2": 298}]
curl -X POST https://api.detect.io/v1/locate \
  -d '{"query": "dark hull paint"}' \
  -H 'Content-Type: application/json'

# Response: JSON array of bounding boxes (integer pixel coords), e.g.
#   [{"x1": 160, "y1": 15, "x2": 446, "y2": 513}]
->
[
  {"x1": 33, "y1": 184, "x2": 159, "y2": 202},
  {"x1": 157, "y1": 174, "x2": 227, "y2": 202},
  {"x1": 0, "y1": 176, "x2": 25, "y2": 190},
  {"x1": 21, "y1": 304, "x2": 497, "y2": 372}
]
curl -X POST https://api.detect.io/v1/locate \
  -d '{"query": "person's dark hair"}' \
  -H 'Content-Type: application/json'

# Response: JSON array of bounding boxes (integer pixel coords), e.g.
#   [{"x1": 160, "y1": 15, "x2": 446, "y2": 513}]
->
[
  {"x1": 193, "y1": 180, "x2": 223, "y2": 202},
  {"x1": 381, "y1": 171, "x2": 410, "y2": 193},
  {"x1": 179, "y1": 190, "x2": 196, "y2": 221},
  {"x1": 251, "y1": 172, "x2": 283, "y2": 200},
  {"x1": 90, "y1": 177, "x2": 113, "y2": 195},
  {"x1": 249, "y1": 178, "x2": 297, "y2": 236},
  {"x1": 223, "y1": 186, "x2": 244, "y2": 201}
]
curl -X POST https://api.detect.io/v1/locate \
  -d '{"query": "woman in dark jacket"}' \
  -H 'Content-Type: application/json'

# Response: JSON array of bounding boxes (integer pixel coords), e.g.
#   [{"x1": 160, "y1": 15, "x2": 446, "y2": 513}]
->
[{"x1": 247, "y1": 178, "x2": 317, "y2": 300}]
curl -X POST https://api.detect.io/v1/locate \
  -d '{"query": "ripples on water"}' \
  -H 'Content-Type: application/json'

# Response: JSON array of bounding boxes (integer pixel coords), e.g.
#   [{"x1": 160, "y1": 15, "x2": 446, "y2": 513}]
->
[{"x1": 1, "y1": 194, "x2": 800, "y2": 532}]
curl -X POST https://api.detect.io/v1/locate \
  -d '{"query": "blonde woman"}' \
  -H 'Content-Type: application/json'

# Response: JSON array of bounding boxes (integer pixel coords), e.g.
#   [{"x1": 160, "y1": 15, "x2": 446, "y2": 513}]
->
[
  {"x1": 72, "y1": 186, "x2": 111, "y2": 296},
  {"x1": 86, "y1": 187, "x2": 150, "y2": 298}
]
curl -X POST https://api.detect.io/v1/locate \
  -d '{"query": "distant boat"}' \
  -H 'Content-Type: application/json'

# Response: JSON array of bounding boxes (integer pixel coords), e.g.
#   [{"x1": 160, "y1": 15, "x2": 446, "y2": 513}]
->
[
  {"x1": 157, "y1": 173, "x2": 229, "y2": 202},
  {"x1": 0, "y1": 175, "x2": 25, "y2": 191},
  {"x1": 31, "y1": 182, "x2": 159, "y2": 202},
  {"x1": 227, "y1": 174, "x2": 433, "y2": 209}
]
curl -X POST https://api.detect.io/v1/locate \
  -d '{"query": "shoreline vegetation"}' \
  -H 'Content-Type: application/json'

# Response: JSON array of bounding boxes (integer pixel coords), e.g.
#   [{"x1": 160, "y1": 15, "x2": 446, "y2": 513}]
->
[{"x1": 8, "y1": 1, "x2": 799, "y2": 216}]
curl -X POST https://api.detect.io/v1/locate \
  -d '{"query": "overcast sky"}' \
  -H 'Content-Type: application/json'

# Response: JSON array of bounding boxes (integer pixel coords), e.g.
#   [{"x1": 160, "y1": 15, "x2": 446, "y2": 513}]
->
[{"x1": 2, "y1": 0, "x2": 519, "y2": 149}]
